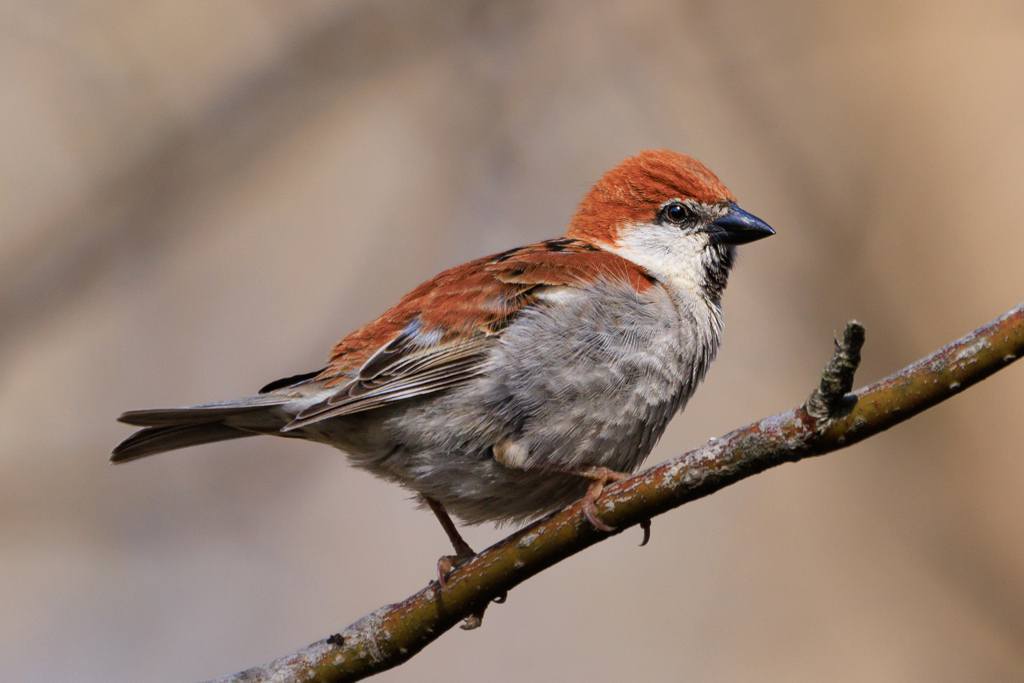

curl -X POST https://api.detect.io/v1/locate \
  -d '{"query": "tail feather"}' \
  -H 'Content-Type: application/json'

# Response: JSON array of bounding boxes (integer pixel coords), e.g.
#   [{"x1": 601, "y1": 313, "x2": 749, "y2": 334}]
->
[
  {"x1": 118, "y1": 395, "x2": 291, "y2": 427},
  {"x1": 112, "y1": 394, "x2": 294, "y2": 463},
  {"x1": 111, "y1": 422, "x2": 254, "y2": 463}
]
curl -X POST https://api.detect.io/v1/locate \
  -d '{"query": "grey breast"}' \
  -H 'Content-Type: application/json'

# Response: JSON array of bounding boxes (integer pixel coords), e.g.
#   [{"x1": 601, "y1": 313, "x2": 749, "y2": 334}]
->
[{"x1": 348, "y1": 279, "x2": 711, "y2": 525}]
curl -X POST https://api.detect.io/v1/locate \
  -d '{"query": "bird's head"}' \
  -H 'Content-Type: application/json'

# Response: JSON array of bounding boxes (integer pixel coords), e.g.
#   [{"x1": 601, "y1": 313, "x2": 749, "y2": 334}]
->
[{"x1": 566, "y1": 149, "x2": 774, "y2": 304}]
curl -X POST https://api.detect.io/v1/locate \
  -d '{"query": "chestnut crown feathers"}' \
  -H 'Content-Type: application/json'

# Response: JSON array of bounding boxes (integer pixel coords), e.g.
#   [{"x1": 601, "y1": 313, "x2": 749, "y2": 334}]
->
[{"x1": 566, "y1": 150, "x2": 736, "y2": 244}]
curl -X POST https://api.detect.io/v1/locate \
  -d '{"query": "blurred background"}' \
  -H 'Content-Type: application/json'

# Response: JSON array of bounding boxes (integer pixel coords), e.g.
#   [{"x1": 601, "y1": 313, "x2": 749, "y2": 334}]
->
[{"x1": 1, "y1": 1, "x2": 1023, "y2": 681}]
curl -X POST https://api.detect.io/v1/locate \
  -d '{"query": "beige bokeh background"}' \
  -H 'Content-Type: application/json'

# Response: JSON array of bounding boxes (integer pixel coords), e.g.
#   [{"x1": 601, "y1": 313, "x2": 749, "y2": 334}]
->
[{"x1": 2, "y1": 1, "x2": 1023, "y2": 681}]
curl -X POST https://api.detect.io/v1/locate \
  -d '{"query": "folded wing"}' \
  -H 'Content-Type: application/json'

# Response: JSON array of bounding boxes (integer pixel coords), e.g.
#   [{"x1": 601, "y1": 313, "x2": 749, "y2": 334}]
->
[{"x1": 284, "y1": 237, "x2": 656, "y2": 430}]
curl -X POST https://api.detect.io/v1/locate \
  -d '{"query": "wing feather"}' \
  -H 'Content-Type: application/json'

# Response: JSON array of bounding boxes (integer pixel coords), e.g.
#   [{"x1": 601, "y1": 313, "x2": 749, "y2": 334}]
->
[
  {"x1": 284, "y1": 332, "x2": 491, "y2": 429},
  {"x1": 283, "y1": 238, "x2": 656, "y2": 430}
]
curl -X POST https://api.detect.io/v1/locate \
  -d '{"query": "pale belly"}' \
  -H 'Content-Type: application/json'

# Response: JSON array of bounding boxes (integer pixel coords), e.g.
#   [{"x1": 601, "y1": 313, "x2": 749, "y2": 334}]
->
[{"x1": 303, "y1": 281, "x2": 720, "y2": 524}]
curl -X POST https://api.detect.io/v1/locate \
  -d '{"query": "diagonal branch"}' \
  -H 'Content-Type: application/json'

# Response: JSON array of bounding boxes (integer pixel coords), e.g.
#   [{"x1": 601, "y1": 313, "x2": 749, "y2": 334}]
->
[{"x1": 209, "y1": 303, "x2": 1024, "y2": 683}]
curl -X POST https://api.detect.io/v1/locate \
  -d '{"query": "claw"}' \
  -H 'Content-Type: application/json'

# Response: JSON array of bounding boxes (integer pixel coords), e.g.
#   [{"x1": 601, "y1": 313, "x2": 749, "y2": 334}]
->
[
  {"x1": 436, "y1": 552, "x2": 475, "y2": 588},
  {"x1": 436, "y1": 556, "x2": 454, "y2": 588},
  {"x1": 584, "y1": 502, "x2": 616, "y2": 532},
  {"x1": 639, "y1": 518, "x2": 651, "y2": 546}
]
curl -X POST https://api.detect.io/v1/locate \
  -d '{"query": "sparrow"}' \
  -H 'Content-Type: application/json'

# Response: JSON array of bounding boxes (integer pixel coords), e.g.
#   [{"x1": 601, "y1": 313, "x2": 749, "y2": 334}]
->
[{"x1": 113, "y1": 149, "x2": 773, "y2": 578}]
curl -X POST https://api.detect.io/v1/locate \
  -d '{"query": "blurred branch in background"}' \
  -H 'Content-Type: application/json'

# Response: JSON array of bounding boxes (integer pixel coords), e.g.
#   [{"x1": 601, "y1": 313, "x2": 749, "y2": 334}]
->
[{"x1": 208, "y1": 303, "x2": 1024, "y2": 682}]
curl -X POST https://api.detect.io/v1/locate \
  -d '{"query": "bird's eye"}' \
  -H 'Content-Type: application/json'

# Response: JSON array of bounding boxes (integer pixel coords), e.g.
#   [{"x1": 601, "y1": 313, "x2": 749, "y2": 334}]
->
[{"x1": 661, "y1": 201, "x2": 690, "y2": 225}]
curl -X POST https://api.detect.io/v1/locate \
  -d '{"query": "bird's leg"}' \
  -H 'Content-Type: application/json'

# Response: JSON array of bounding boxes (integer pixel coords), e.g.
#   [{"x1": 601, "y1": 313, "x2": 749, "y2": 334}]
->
[
  {"x1": 423, "y1": 495, "x2": 476, "y2": 588},
  {"x1": 569, "y1": 465, "x2": 630, "y2": 532},
  {"x1": 493, "y1": 444, "x2": 643, "y2": 539}
]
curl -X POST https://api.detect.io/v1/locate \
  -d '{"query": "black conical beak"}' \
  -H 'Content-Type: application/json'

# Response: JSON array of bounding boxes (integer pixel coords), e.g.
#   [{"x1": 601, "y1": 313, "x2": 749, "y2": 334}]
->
[{"x1": 710, "y1": 204, "x2": 775, "y2": 245}]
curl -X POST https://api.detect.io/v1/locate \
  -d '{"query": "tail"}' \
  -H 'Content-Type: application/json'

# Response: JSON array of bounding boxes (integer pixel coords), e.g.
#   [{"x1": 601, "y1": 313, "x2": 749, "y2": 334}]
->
[{"x1": 111, "y1": 395, "x2": 292, "y2": 464}]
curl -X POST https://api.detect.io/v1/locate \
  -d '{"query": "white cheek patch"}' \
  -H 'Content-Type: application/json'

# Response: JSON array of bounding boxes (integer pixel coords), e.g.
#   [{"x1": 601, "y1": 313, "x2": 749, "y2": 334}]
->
[{"x1": 607, "y1": 222, "x2": 709, "y2": 297}]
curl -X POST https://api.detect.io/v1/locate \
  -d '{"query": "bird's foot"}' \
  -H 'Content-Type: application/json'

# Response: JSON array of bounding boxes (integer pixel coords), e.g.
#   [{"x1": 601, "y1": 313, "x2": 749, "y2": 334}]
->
[
  {"x1": 575, "y1": 466, "x2": 630, "y2": 532},
  {"x1": 436, "y1": 550, "x2": 476, "y2": 589}
]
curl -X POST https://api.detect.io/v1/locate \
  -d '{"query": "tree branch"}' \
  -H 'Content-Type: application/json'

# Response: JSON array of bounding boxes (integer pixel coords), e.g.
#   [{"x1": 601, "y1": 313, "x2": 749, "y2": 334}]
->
[{"x1": 208, "y1": 303, "x2": 1024, "y2": 683}]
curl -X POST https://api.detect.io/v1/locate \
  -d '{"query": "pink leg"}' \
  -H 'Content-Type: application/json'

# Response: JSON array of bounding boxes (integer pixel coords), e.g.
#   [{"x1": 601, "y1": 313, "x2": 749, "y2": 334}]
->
[{"x1": 423, "y1": 496, "x2": 476, "y2": 588}]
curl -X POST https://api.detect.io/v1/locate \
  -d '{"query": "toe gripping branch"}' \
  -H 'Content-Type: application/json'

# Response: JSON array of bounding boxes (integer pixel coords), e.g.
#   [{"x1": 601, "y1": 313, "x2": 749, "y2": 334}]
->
[{"x1": 805, "y1": 321, "x2": 866, "y2": 426}]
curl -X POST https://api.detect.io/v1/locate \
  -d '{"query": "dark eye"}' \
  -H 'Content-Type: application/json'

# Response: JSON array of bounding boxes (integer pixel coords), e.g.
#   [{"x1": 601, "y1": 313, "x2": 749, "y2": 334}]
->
[{"x1": 661, "y1": 201, "x2": 690, "y2": 225}]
